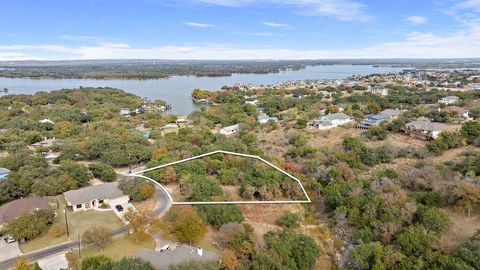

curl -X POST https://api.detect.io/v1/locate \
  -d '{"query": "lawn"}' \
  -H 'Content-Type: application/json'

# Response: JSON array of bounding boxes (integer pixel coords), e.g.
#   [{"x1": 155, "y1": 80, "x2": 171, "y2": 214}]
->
[
  {"x1": 20, "y1": 196, "x2": 123, "y2": 253},
  {"x1": 81, "y1": 234, "x2": 155, "y2": 260}
]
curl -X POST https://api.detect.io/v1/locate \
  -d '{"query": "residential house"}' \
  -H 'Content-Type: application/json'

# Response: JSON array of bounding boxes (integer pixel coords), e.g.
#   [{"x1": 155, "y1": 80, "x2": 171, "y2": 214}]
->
[
  {"x1": 163, "y1": 123, "x2": 178, "y2": 129},
  {"x1": 0, "y1": 197, "x2": 50, "y2": 228},
  {"x1": 219, "y1": 124, "x2": 241, "y2": 135},
  {"x1": 380, "y1": 109, "x2": 406, "y2": 119},
  {"x1": 120, "y1": 108, "x2": 131, "y2": 117},
  {"x1": 292, "y1": 92, "x2": 306, "y2": 99},
  {"x1": 64, "y1": 182, "x2": 129, "y2": 212},
  {"x1": 245, "y1": 99, "x2": 258, "y2": 105},
  {"x1": 31, "y1": 137, "x2": 59, "y2": 149},
  {"x1": 357, "y1": 113, "x2": 390, "y2": 129},
  {"x1": 469, "y1": 83, "x2": 480, "y2": 90},
  {"x1": 39, "y1": 118, "x2": 55, "y2": 125},
  {"x1": 438, "y1": 96, "x2": 459, "y2": 105},
  {"x1": 308, "y1": 113, "x2": 353, "y2": 130},
  {"x1": 441, "y1": 106, "x2": 472, "y2": 121},
  {"x1": 257, "y1": 114, "x2": 278, "y2": 124},
  {"x1": 369, "y1": 85, "x2": 388, "y2": 96},
  {"x1": 403, "y1": 120, "x2": 451, "y2": 140},
  {"x1": 0, "y1": 167, "x2": 10, "y2": 179}
]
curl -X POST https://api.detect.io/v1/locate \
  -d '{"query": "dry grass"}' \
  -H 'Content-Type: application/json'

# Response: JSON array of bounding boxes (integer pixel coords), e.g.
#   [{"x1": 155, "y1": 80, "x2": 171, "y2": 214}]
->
[
  {"x1": 439, "y1": 208, "x2": 480, "y2": 253},
  {"x1": 133, "y1": 196, "x2": 157, "y2": 212}
]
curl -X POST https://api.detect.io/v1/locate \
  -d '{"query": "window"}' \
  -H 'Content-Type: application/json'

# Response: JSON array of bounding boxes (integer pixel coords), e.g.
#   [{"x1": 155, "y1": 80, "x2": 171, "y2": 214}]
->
[
  {"x1": 76, "y1": 204, "x2": 82, "y2": 209},
  {"x1": 99, "y1": 200, "x2": 104, "y2": 204}
]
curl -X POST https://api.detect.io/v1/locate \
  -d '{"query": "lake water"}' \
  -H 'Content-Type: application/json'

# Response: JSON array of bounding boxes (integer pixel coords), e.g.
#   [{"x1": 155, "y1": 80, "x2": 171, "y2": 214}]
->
[{"x1": 0, "y1": 65, "x2": 404, "y2": 115}]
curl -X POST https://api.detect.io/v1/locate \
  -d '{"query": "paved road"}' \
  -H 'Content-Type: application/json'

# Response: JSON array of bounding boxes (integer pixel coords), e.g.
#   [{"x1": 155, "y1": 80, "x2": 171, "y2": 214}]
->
[
  {"x1": 0, "y1": 227, "x2": 126, "y2": 270},
  {"x1": 0, "y1": 176, "x2": 172, "y2": 270}
]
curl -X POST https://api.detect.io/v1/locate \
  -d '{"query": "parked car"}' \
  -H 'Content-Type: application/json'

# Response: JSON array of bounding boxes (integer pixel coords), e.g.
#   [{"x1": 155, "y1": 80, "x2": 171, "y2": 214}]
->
[
  {"x1": 115, "y1": 205, "x2": 124, "y2": 212},
  {"x1": 160, "y1": 244, "x2": 171, "y2": 252},
  {"x1": 4, "y1": 236, "x2": 15, "y2": 244}
]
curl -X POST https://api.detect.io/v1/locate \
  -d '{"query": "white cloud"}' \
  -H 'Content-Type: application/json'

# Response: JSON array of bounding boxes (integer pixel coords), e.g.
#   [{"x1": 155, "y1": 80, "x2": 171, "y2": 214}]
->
[
  {"x1": 2, "y1": 23, "x2": 480, "y2": 60},
  {"x1": 195, "y1": 0, "x2": 252, "y2": 7},
  {"x1": 184, "y1": 22, "x2": 216, "y2": 28},
  {"x1": 455, "y1": 0, "x2": 480, "y2": 10},
  {"x1": 263, "y1": 22, "x2": 290, "y2": 28},
  {"x1": 194, "y1": 0, "x2": 372, "y2": 21},
  {"x1": 403, "y1": 16, "x2": 427, "y2": 25},
  {"x1": 58, "y1": 35, "x2": 100, "y2": 41}
]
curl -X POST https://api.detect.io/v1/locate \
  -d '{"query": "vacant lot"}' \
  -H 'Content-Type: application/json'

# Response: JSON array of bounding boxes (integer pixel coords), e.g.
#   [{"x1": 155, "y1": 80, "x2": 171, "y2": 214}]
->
[{"x1": 439, "y1": 208, "x2": 480, "y2": 253}]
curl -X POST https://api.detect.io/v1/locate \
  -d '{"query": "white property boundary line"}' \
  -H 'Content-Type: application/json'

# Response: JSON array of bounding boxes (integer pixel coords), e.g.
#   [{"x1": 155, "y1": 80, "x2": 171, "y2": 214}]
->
[{"x1": 129, "y1": 150, "x2": 311, "y2": 205}]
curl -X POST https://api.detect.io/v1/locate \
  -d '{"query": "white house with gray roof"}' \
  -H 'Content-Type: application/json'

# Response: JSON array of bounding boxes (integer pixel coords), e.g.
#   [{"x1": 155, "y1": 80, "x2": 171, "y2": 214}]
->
[
  {"x1": 64, "y1": 182, "x2": 129, "y2": 212},
  {"x1": 219, "y1": 124, "x2": 241, "y2": 135},
  {"x1": 308, "y1": 112, "x2": 353, "y2": 130},
  {"x1": 438, "y1": 96, "x2": 459, "y2": 105},
  {"x1": 0, "y1": 168, "x2": 10, "y2": 180},
  {"x1": 403, "y1": 120, "x2": 453, "y2": 140}
]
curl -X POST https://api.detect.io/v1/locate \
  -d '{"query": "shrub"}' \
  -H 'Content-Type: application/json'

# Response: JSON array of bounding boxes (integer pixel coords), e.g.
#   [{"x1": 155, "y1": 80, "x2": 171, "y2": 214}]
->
[
  {"x1": 118, "y1": 178, "x2": 155, "y2": 202},
  {"x1": 89, "y1": 163, "x2": 117, "y2": 182},
  {"x1": 414, "y1": 206, "x2": 451, "y2": 234},
  {"x1": 278, "y1": 212, "x2": 300, "y2": 229},
  {"x1": 196, "y1": 205, "x2": 244, "y2": 230},
  {"x1": 364, "y1": 126, "x2": 388, "y2": 140}
]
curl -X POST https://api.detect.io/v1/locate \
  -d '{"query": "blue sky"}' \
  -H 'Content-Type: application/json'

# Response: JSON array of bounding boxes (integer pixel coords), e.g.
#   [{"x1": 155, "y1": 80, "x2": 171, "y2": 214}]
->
[{"x1": 0, "y1": 0, "x2": 479, "y2": 60}]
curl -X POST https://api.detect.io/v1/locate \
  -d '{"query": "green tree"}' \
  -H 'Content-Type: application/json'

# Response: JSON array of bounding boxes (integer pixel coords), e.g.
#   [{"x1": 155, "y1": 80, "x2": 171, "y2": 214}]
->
[
  {"x1": 4, "y1": 209, "x2": 55, "y2": 240},
  {"x1": 88, "y1": 163, "x2": 117, "y2": 182},
  {"x1": 278, "y1": 212, "x2": 300, "y2": 229},
  {"x1": 59, "y1": 160, "x2": 91, "y2": 187},
  {"x1": 112, "y1": 257, "x2": 154, "y2": 270},
  {"x1": 414, "y1": 206, "x2": 451, "y2": 234},
  {"x1": 460, "y1": 120, "x2": 480, "y2": 144},
  {"x1": 395, "y1": 225, "x2": 437, "y2": 256},
  {"x1": 456, "y1": 231, "x2": 480, "y2": 269},
  {"x1": 264, "y1": 230, "x2": 320, "y2": 270},
  {"x1": 252, "y1": 252, "x2": 285, "y2": 270},
  {"x1": 118, "y1": 178, "x2": 155, "y2": 202},
  {"x1": 80, "y1": 255, "x2": 113, "y2": 270},
  {"x1": 163, "y1": 207, "x2": 206, "y2": 244},
  {"x1": 168, "y1": 261, "x2": 219, "y2": 270},
  {"x1": 196, "y1": 205, "x2": 244, "y2": 230}
]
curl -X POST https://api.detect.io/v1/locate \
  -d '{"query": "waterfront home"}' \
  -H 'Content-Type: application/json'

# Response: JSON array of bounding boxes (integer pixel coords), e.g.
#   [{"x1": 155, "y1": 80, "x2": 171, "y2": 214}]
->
[
  {"x1": 438, "y1": 96, "x2": 459, "y2": 105},
  {"x1": 0, "y1": 167, "x2": 10, "y2": 179},
  {"x1": 163, "y1": 123, "x2": 178, "y2": 129},
  {"x1": 175, "y1": 118, "x2": 188, "y2": 124},
  {"x1": 380, "y1": 109, "x2": 406, "y2": 119},
  {"x1": 31, "y1": 137, "x2": 59, "y2": 149},
  {"x1": 292, "y1": 92, "x2": 306, "y2": 99},
  {"x1": 441, "y1": 106, "x2": 472, "y2": 120},
  {"x1": 120, "y1": 108, "x2": 131, "y2": 116},
  {"x1": 257, "y1": 114, "x2": 278, "y2": 124},
  {"x1": 39, "y1": 118, "x2": 55, "y2": 125},
  {"x1": 308, "y1": 113, "x2": 353, "y2": 130},
  {"x1": 64, "y1": 182, "x2": 129, "y2": 212},
  {"x1": 469, "y1": 83, "x2": 480, "y2": 90},
  {"x1": 357, "y1": 113, "x2": 390, "y2": 129},
  {"x1": 219, "y1": 124, "x2": 241, "y2": 135},
  {"x1": 403, "y1": 120, "x2": 451, "y2": 140},
  {"x1": 369, "y1": 85, "x2": 388, "y2": 96},
  {"x1": 245, "y1": 99, "x2": 259, "y2": 105},
  {"x1": 0, "y1": 197, "x2": 50, "y2": 228}
]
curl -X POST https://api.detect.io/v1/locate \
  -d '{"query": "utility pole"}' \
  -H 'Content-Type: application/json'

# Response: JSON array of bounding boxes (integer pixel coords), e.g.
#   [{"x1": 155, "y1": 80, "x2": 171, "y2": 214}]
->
[{"x1": 64, "y1": 208, "x2": 70, "y2": 238}]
